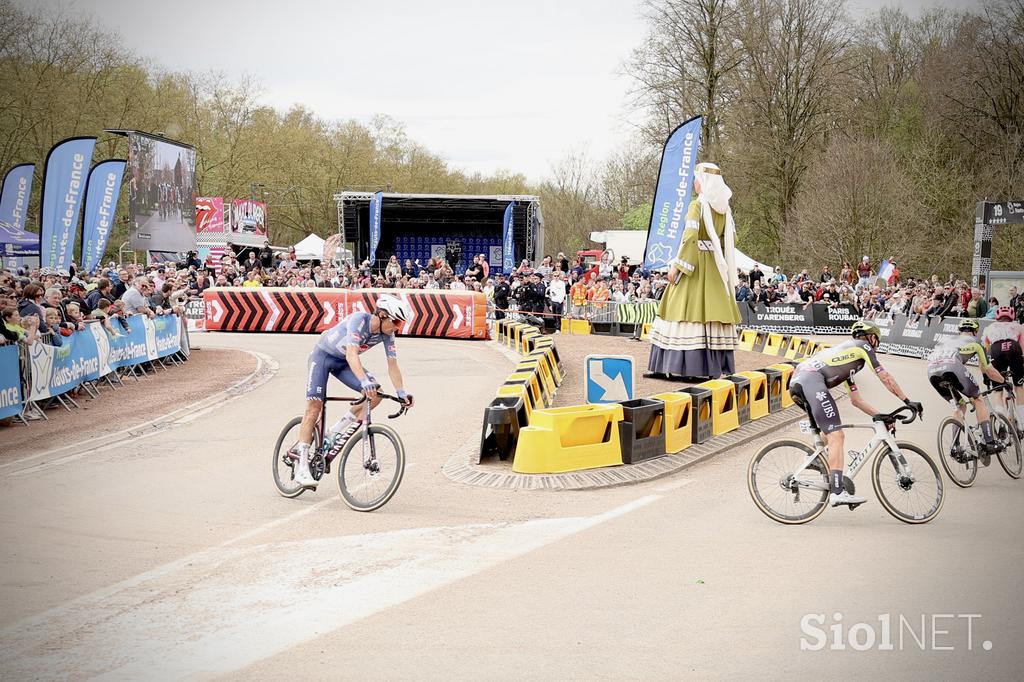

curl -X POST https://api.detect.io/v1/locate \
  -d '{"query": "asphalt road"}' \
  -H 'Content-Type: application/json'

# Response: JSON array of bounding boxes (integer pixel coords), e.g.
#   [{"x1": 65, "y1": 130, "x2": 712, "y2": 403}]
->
[{"x1": 1, "y1": 334, "x2": 1021, "y2": 680}]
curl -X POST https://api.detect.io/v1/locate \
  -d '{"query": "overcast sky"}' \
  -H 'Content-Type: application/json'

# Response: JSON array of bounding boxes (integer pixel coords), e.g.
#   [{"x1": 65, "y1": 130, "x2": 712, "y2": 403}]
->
[{"x1": 26, "y1": 0, "x2": 976, "y2": 183}]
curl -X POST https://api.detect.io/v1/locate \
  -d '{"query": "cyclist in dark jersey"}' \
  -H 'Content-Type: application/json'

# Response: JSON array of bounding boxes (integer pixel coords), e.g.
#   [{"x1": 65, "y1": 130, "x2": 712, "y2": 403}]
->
[
  {"x1": 982, "y1": 307, "x2": 1024, "y2": 431},
  {"x1": 928, "y1": 318, "x2": 1009, "y2": 459},
  {"x1": 293, "y1": 294, "x2": 414, "y2": 490},
  {"x1": 790, "y1": 320, "x2": 922, "y2": 508}
]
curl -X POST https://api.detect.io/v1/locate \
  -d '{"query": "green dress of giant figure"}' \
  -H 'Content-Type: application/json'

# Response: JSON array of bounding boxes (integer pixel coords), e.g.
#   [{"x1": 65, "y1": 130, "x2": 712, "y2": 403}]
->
[{"x1": 647, "y1": 162, "x2": 741, "y2": 379}]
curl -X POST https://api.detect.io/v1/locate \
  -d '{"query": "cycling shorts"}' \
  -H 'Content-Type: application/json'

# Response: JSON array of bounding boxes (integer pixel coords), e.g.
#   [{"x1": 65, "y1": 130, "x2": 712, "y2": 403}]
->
[
  {"x1": 790, "y1": 371, "x2": 841, "y2": 434},
  {"x1": 990, "y1": 339, "x2": 1024, "y2": 387},
  {"x1": 927, "y1": 360, "x2": 979, "y2": 401},
  {"x1": 305, "y1": 347, "x2": 376, "y2": 400}
]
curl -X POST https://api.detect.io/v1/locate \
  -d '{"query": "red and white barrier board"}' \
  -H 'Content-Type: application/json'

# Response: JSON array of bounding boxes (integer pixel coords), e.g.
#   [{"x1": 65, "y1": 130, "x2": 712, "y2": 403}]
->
[{"x1": 202, "y1": 288, "x2": 489, "y2": 340}]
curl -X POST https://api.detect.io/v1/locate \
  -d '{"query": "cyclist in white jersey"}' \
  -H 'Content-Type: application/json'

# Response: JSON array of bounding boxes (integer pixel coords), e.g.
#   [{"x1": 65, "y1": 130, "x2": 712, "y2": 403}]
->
[{"x1": 293, "y1": 294, "x2": 414, "y2": 489}]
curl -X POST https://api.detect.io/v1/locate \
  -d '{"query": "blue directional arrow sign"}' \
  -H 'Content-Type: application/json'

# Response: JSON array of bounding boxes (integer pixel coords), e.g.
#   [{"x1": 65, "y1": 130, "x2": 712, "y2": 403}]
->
[{"x1": 585, "y1": 355, "x2": 635, "y2": 404}]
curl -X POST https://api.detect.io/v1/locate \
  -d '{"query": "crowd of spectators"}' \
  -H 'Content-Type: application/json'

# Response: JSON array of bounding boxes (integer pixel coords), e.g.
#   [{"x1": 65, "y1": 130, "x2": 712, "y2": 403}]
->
[
  {"x1": 1, "y1": 259, "x2": 190, "y2": 349},
  {"x1": 735, "y1": 256, "x2": 1024, "y2": 323},
  {"x1": 5, "y1": 245, "x2": 1022, "y2": 352}
]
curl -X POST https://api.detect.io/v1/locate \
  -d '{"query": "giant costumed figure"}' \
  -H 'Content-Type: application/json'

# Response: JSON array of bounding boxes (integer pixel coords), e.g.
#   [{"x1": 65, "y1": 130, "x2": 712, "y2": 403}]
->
[{"x1": 647, "y1": 162, "x2": 740, "y2": 379}]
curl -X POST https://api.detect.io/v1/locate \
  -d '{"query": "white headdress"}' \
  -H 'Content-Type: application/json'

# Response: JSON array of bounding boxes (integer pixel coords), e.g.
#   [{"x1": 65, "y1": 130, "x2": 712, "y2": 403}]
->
[{"x1": 694, "y1": 162, "x2": 738, "y2": 293}]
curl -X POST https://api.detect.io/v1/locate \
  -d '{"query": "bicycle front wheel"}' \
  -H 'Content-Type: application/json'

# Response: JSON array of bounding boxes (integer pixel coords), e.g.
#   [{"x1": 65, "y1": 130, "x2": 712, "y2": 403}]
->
[
  {"x1": 337, "y1": 423, "x2": 405, "y2": 512},
  {"x1": 748, "y1": 439, "x2": 830, "y2": 524},
  {"x1": 936, "y1": 416, "x2": 977, "y2": 488},
  {"x1": 993, "y1": 413, "x2": 1023, "y2": 479},
  {"x1": 871, "y1": 442, "x2": 944, "y2": 524},
  {"x1": 272, "y1": 416, "x2": 319, "y2": 498}
]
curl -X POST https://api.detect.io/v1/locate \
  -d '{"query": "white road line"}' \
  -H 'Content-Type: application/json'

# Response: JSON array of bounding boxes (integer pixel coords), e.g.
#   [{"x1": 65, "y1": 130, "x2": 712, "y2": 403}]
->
[{"x1": 0, "y1": 495, "x2": 660, "y2": 680}]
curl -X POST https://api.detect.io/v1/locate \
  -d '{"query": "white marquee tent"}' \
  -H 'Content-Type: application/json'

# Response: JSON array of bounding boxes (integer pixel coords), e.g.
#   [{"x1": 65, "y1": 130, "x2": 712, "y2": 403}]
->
[{"x1": 292, "y1": 233, "x2": 325, "y2": 261}]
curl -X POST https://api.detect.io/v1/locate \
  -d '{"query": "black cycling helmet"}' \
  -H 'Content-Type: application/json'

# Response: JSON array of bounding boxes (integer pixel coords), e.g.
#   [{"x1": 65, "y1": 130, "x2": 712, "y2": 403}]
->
[
  {"x1": 957, "y1": 318, "x2": 980, "y2": 332},
  {"x1": 851, "y1": 320, "x2": 881, "y2": 339}
]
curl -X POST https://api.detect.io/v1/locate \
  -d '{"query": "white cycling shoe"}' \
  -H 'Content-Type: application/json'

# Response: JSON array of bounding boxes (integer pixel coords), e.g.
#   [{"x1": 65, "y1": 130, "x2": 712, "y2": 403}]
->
[
  {"x1": 292, "y1": 456, "x2": 318, "y2": 490},
  {"x1": 830, "y1": 491, "x2": 866, "y2": 508}
]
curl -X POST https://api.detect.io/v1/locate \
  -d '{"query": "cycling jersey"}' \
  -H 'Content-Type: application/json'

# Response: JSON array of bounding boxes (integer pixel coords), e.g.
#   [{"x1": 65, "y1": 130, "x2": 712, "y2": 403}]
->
[
  {"x1": 315, "y1": 311, "x2": 397, "y2": 361},
  {"x1": 926, "y1": 334, "x2": 988, "y2": 401},
  {"x1": 794, "y1": 339, "x2": 886, "y2": 392},
  {"x1": 983, "y1": 322, "x2": 1024, "y2": 386},
  {"x1": 926, "y1": 335, "x2": 989, "y2": 370},
  {"x1": 982, "y1": 321, "x2": 1024, "y2": 347}
]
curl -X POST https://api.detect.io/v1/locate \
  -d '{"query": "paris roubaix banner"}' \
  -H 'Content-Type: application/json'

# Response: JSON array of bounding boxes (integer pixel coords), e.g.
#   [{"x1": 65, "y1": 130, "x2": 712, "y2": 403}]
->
[
  {"x1": 0, "y1": 163, "x2": 36, "y2": 267},
  {"x1": 643, "y1": 115, "x2": 702, "y2": 271},
  {"x1": 40, "y1": 137, "x2": 97, "y2": 271},
  {"x1": 27, "y1": 315, "x2": 181, "y2": 401},
  {"x1": 80, "y1": 159, "x2": 127, "y2": 274},
  {"x1": 0, "y1": 344, "x2": 22, "y2": 419},
  {"x1": 502, "y1": 201, "x2": 515, "y2": 274},
  {"x1": 368, "y1": 191, "x2": 383, "y2": 264},
  {"x1": 202, "y1": 288, "x2": 489, "y2": 339},
  {"x1": 738, "y1": 302, "x2": 995, "y2": 359}
]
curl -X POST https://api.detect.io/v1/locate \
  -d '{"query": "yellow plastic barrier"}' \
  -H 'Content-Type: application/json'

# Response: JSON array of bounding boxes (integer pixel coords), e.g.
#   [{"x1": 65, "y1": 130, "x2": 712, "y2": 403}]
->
[
  {"x1": 767, "y1": 363, "x2": 794, "y2": 408},
  {"x1": 504, "y1": 322, "x2": 526, "y2": 349},
  {"x1": 785, "y1": 336, "x2": 807, "y2": 360},
  {"x1": 527, "y1": 347, "x2": 562, "y2": 387},
  {"x1": 517, "y1": 358, "x2": 557, "y2": 398},
  {"x1": 497, "y1": 383, "x2": 536, "y2": 422},
  {"x1": 763, "y1": 333, "x2": 784, "y2": 356},
  {"x1": 652, "y1": 392, "x2": 692, "y2": 454},
  {"x1": 530, "y1": 336, "x2": 562, "y2": 370},
  {"x1": 736, "y1": 370, "x2": 769, "y2": 420},
  {"x1": 560, "y1": 318, "x2": 591, "y2": 335},
  {"x1": 520, "y1": 329, "x2": 541, "y2": 355},
  {"x1": 505, "y1": 371, "x2": 547, "y2": 410},
  {"x1": 695, "y1": 379, "x2": 740, "y2": 436},
  {"x1": 738, "y1": 329, "x2": 758, "y2": 352},
  {"x1": 512, "y1": 403, "x2": 624, "y2": 473},
  {"x1": 640, "y1": 323, "x2": 652, "y2": 341}
]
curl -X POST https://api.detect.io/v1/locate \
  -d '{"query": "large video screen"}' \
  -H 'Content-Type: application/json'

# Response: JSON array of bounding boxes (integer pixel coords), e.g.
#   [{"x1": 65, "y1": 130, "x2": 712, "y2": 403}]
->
[{"x1": 127, "y1": 133, "x2": 196, "y2": 253}]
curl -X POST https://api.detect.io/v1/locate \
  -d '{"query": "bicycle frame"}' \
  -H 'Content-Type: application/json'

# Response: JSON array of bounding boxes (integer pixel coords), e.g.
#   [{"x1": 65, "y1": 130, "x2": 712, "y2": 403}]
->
[
  {"x1": 319, "y1": 396, "x2": 372, "y2": 464},
  {"x1": 791, "y1": 421, "x2": 910, "y2": 493}
]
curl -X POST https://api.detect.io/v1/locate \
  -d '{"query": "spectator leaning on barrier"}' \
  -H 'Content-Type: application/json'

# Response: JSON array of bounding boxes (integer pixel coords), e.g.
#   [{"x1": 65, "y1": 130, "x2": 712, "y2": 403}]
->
[
  {"x1": 2, "y1": 305, "x2": 39, "y2": 344},
  {"x1": 122, "y1": 276, "x2": 156, "y2": 318}
]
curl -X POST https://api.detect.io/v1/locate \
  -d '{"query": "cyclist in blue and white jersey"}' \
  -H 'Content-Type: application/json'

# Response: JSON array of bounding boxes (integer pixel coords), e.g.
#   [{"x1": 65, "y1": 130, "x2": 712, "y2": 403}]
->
[{"x1": 294, "y1": 294, "x2": 414, "y2": 489}]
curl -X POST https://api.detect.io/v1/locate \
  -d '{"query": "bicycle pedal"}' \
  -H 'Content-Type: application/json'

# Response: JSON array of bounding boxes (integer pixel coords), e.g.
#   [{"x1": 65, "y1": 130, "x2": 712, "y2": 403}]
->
[{"x1": 848, "y1": 503, "x2": 863, "y2": 511}]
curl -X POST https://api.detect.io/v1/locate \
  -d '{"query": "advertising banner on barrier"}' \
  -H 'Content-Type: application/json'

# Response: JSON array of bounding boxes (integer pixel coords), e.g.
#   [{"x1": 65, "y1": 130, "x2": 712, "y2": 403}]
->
[
  {"x1": 368, "y1": 191, "x2": 382, "y2": 264},
  {"x1": 40, "y1": 136, "x2": 97, "y2": 271},
  {"x1": 203, "y1": 288, "x2": 489, "y2": 339},
  {"x1": 643, "y1": 115, "x2": 702, "y2": 271},
  {"x1": 28, "y1": 327, "x2": 101, "y2": 401},
  {"x1": 0, "y1": 344, "x2": 22, "y2": 419},
  {"x1": 81, "y1": 159, "x2": 127, "y2": 274},
  {"x1": 184, "y1": 299, "x2": 206, "y2": 332},
  {"x1": 502, "y1": 201, "x2": 515, "y2": 274}
]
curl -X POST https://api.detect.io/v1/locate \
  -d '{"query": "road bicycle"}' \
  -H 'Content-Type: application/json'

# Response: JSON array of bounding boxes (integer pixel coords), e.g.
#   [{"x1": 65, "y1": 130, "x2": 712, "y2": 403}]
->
[
  {"x1": 748, "y1": 405, "x2": 943, "y2": 525},
  {"x1": 273, "y1": 391, "x2": 408, "y2": 512},
  {"x1": 935, "y1": 375, "x2": 1023, "y2": 488}
]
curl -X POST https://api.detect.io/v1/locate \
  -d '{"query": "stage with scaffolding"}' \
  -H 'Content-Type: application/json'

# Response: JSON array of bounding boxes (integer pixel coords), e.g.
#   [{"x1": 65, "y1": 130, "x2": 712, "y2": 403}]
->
[{"x1": 333, "y1": 192, "x2": 543, "y2": 274}]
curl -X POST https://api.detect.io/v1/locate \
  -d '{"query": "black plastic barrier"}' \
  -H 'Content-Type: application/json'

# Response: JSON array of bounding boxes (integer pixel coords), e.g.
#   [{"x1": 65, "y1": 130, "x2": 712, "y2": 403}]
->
[
  {"x1": 479, "y1": 396, "x2": 525, "y2": 462},
  {"x1": 617, "y1": 398, "x2": 667, "y2": 464},
  {"x1": 728, "y1": 374, "x2": 751, "y2": 425},
  {"x1": 679, "y1": 386, "x2": 713, "y2": 444}
]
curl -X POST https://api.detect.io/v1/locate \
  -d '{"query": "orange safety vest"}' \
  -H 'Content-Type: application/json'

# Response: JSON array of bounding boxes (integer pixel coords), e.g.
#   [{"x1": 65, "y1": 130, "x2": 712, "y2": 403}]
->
[
  {"x1": 570, "y1": 282, "x2": 588, "y2": 306},
  {"x1": 589, "y1": 286, "x2": 609, "y2": 308}
]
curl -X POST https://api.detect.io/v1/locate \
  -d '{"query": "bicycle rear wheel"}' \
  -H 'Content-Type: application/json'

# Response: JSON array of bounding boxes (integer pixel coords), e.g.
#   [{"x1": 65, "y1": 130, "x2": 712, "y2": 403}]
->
[
  {"x1": 871, "y1": 442, "x2": 944, "y2": 524},
  {"x1": 272, "y1": 416, "x2": 319, "y2": 498},
  {"x1": 936, "y1": 416, "x2": 978, "y2": 488},
  {"x1": 748, "y1": 439, "x2": 830, "y2": 524},
  {"x1": 337, "y1": 424, "x2": 405, "y2": 512},
  {"x1": 993, "y1": 413, "x2": 1023, "y2": 479}
]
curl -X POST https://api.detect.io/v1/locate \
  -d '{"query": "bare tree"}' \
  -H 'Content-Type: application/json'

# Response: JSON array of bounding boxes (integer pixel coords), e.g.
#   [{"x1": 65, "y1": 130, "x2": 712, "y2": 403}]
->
[{"x1": 624, "y1": 0, "x2": 742, "y2": 156}]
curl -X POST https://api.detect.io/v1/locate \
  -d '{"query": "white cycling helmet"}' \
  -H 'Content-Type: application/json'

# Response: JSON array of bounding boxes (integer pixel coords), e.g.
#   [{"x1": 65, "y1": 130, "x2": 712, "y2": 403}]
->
[{"x1": 375, "y1": 294, "x2": 411, "y2": 322}]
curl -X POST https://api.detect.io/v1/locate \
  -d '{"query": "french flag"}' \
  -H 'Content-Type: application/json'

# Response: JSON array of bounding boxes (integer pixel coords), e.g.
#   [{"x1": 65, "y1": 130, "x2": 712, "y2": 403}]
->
[{"x1": 877, "y1": 259, "x2": 895, "y2": 284}]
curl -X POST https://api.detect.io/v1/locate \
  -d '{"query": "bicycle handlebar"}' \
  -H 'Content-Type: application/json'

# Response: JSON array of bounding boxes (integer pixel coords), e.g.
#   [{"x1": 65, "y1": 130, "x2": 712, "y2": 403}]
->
[
  {"x1": 353, "y1": 390, "x2": 409, "y2": 419},
  {"x1": 871, "y1": 404, "x2": 920, "y2": 425}
]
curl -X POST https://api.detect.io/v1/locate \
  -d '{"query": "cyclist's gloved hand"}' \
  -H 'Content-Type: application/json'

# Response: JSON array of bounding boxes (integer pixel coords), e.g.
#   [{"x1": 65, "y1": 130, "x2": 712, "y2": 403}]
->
[
  {"x1": 360, "y1": 378, "x2": 378, "y2": 396},
  {"x1": 904, "y1": 398, "x2": 924, "y2": 416},
  {"x1": 397, "y1": 389, "x2": 414, "y2": 407}
]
